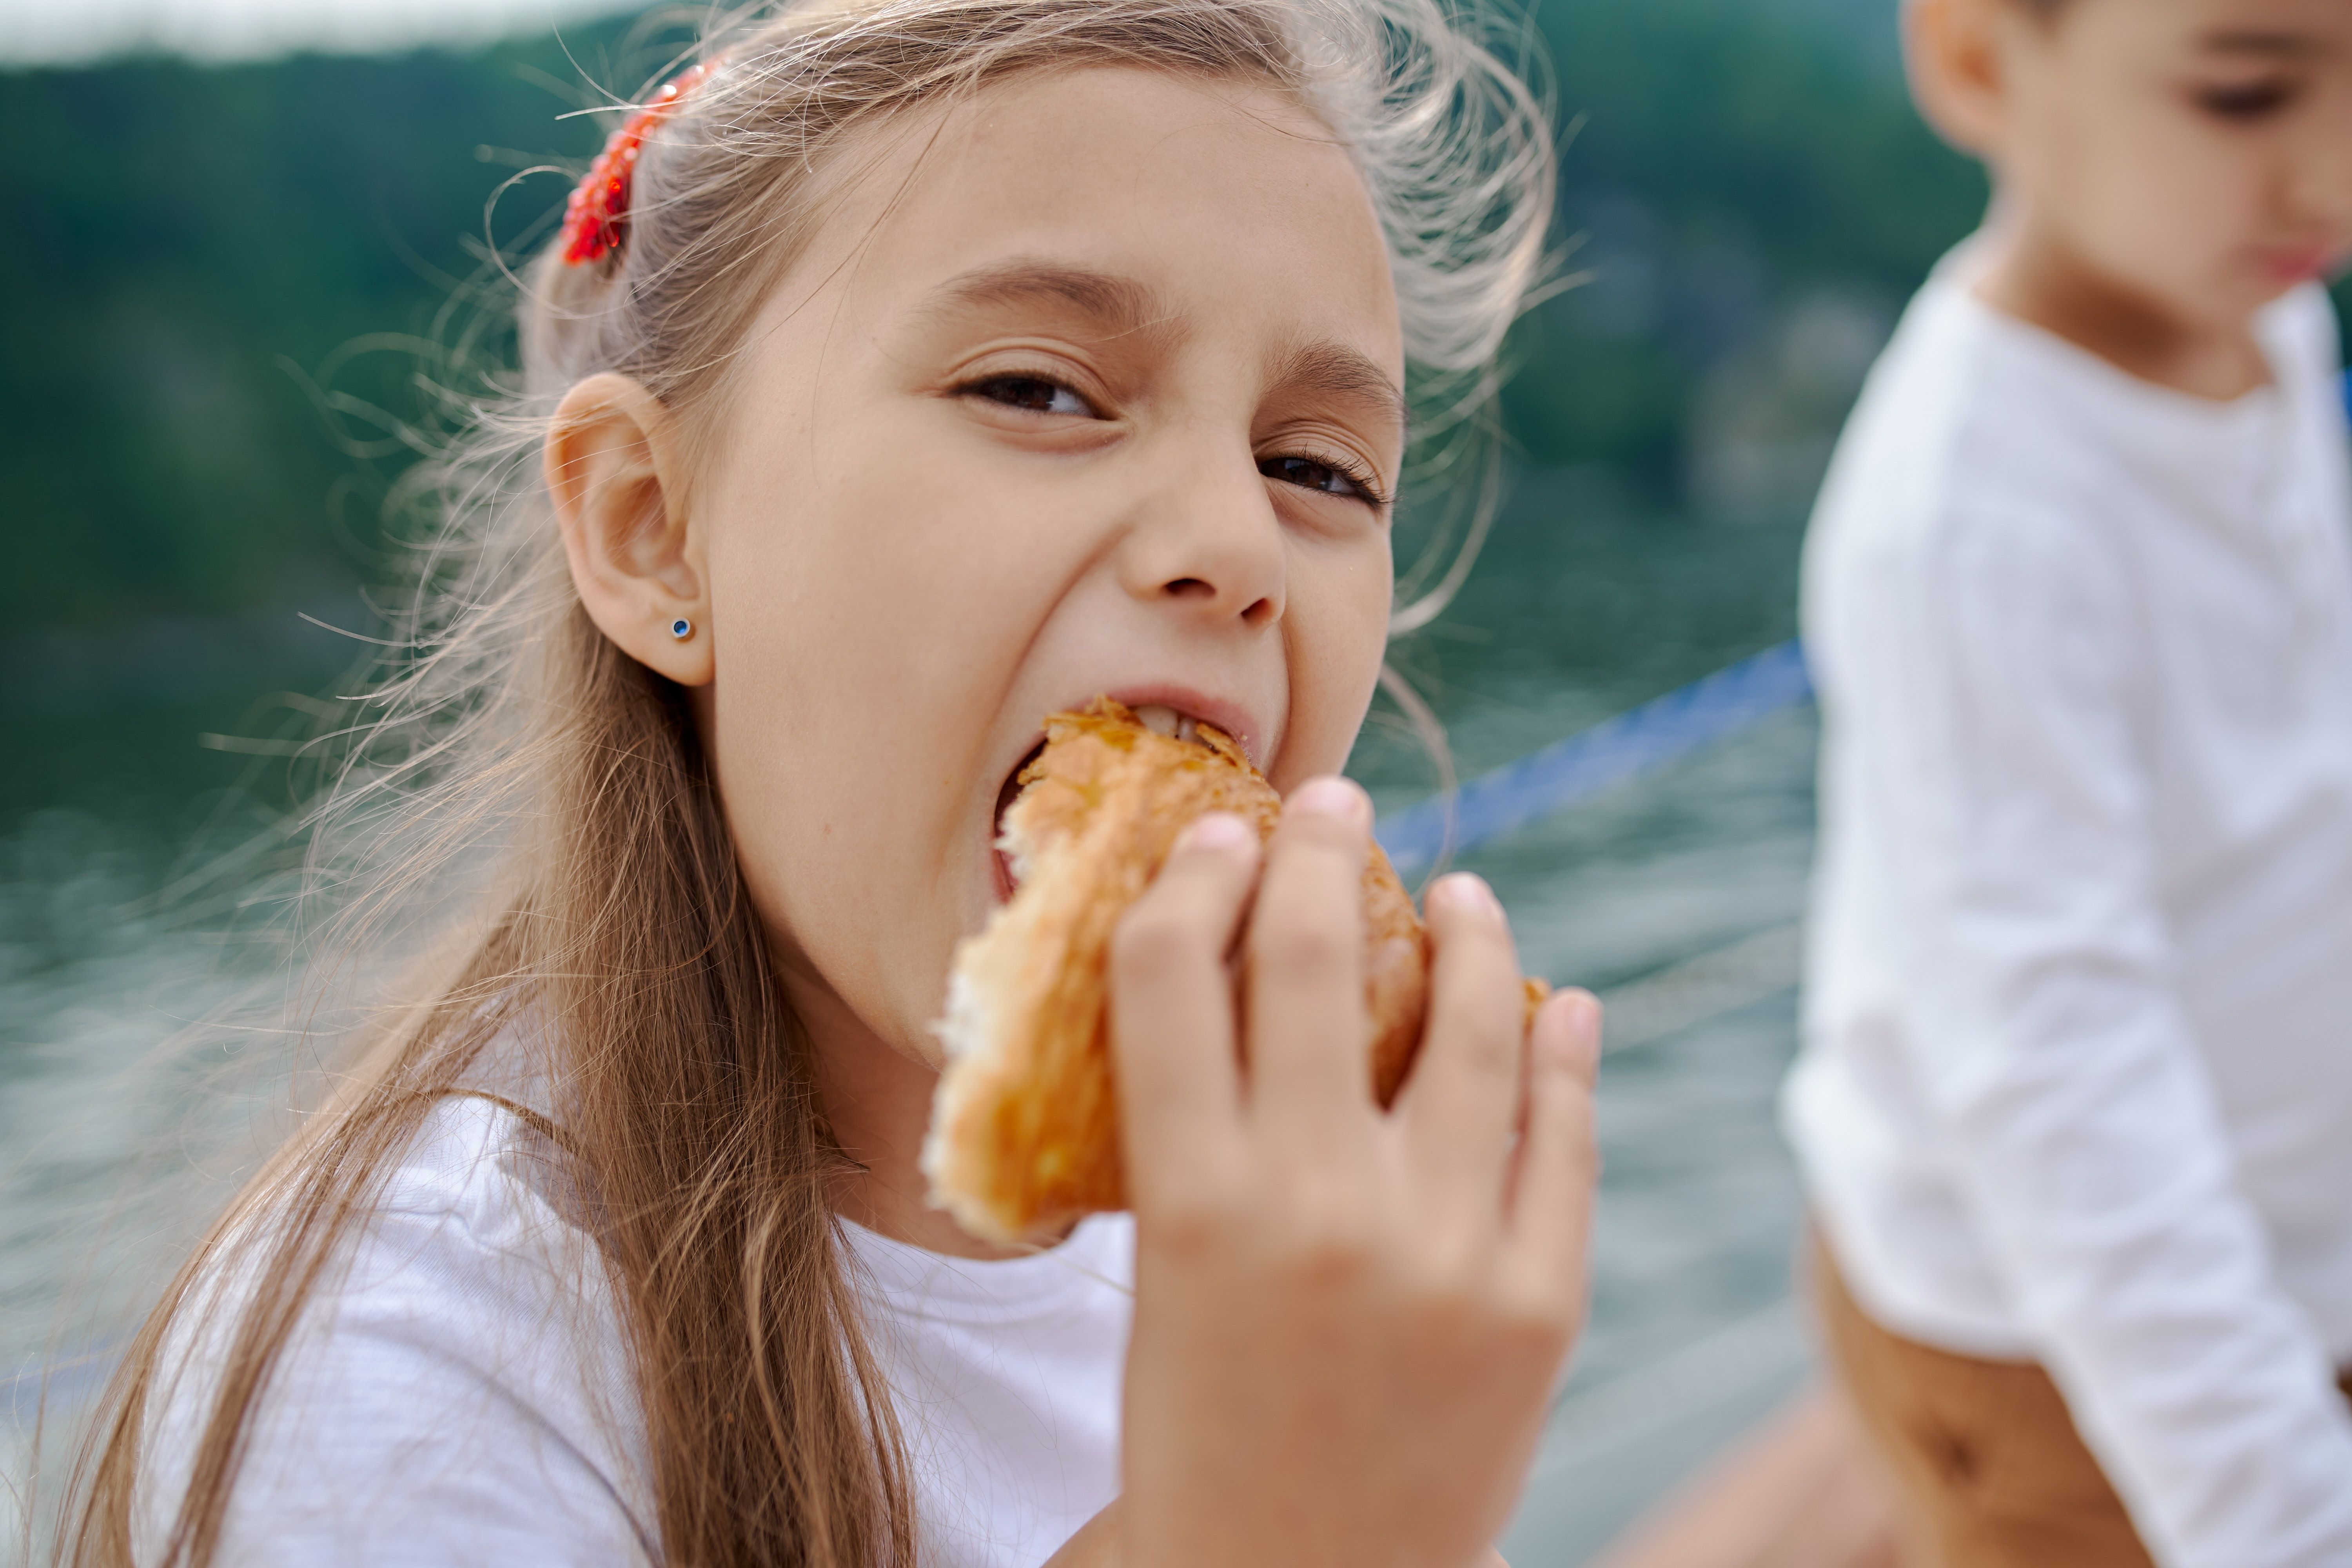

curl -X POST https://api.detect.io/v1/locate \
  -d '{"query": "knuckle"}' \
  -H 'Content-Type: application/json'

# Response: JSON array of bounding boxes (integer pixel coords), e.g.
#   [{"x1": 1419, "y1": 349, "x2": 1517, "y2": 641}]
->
[
  {"x1": 1524, "y1": 1060, "x2": 1598, "y2": 1137},
  {"x1": 1146, "y1": 1198, "x2": 1230, "y2": 1262},
  {"x1": 1402, "y1": 1272, "x2": 1484, "y2": 1336},
  {"x1": 1112, "y1": 906, "x2": 1199, "y2": 981},
  {"x1": 1140, "y1": 1171, "x2": 1251, "y2": 1256},
  {"x1": 1290, "y1": 1232, "x2": 1377, "y2": 1291},
  {"x1": 1447, "y1": 1010, "x2": 1520, "y2": 1077},
  {"x1": 1492, "y1": 1267, "x2": 1581, "y2": 1346},
  {"x1": 1273, "y1": 1194, "x2": 1381, "y2": 1286},
  {"x1": 1499, "y1": 1291, "x2": 1579, "y2": 1357},
  {"x1": 1400, "y1": 1239, "x2": 1492, "y2": 1312},
  {"x1": 1536, "y1": 1102, "x2": 1603, "y2": 1183},
  {"x1": 1255, "y1": 917, "x2": 1352, "y2": 981}
]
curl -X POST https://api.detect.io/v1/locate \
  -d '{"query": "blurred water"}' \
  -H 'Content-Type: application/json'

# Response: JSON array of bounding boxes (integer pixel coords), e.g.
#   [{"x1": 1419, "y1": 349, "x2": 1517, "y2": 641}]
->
[{"x1": 0, "y1": 496, "x2": 1816, "y2": 1563}]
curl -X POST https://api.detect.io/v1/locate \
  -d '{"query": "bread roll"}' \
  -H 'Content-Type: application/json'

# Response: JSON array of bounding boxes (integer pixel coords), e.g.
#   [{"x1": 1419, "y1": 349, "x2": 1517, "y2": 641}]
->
[{"x1": 922, "y1": 698, "x2": 1544, "y2": 1242}]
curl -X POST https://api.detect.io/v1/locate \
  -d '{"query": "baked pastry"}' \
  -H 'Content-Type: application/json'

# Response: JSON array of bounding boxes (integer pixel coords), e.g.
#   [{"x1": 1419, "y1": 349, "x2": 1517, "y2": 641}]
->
[{"x1": 923, "y1": 698, "x2": 1544, "y2": 1242}]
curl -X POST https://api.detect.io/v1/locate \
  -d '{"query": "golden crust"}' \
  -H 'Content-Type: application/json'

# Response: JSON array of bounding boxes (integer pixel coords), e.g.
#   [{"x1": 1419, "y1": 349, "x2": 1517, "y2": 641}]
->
[{"x1": 922, "y1": 699, "x2": 1547, "y2": 1242}]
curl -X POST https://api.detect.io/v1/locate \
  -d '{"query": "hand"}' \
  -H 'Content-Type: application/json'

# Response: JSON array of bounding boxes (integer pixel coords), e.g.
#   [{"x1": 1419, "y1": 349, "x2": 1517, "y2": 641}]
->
[
  {"x1": 1108, "y1": 776, "x2": 1601, "y2": 1568},
  {"x1": 1041, "y1": 1500, "x2": 1123, "y2": 1567}
]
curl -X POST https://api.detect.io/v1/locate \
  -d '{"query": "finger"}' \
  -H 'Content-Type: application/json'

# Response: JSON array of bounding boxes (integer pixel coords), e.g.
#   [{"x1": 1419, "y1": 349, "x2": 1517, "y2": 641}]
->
[
  {"x1": 1108, "y1": 813, "x2": 1259, "y2": 1206},
  {"x1": 1393, "y1": 873, "x2": 1526, "y2": 1208},
  {"x1": 1244, "y1": 776, "x2": 1374, "y2": 1141},
  {"x1": 1504, "y1": 988, "x2": 1602, "y2": 1290}
]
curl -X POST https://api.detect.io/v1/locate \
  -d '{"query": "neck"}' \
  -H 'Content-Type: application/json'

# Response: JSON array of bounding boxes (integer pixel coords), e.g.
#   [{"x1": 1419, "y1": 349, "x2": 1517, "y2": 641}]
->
[
  {"x1": 1971, "y1": 201, "x2": 2272, "y2": 401},
  {"x1": 782, "y1": 956, "x2": 1048, "y2": 1261}
]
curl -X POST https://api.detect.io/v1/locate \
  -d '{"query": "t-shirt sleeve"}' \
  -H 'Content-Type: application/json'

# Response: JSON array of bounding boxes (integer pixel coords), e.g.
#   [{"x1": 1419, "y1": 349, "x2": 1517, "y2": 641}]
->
[
  {"x1": 138, "y1": 1113, "x2": 656, "y2": 1567},
  {"x1": 1845, "y1": 504, "x2": 2352, "y2": 1568}
]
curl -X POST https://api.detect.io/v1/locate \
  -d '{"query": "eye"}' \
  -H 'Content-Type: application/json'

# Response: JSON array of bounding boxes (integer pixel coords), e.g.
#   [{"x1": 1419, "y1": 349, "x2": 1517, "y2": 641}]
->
[
  {"x1": 2194, "y1": 77, "x2": 2298, "y2": 121},
  {"x1": 962, "y1": 374, "x2": 1098, "y2": 417},
  {"x1": 1259, "y1": 453, "x2": 1385, "y2": 505}
]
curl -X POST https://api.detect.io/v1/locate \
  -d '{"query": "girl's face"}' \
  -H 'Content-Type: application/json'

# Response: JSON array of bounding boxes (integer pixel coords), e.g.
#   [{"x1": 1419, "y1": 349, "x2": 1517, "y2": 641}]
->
[{"x1": 689, "y1": 67, "x2": 1403, "y2": 1067}]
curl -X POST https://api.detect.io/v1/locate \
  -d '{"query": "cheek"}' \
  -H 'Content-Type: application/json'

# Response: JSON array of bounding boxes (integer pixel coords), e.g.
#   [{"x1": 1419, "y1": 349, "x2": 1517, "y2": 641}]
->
[
  {"x1": 696, "y1": 406, "x2": 1090, "y2": 1045},
  {"x1": 2051, "y1": 110, "x2": 2254, "y2": 286},
  {"x1": 1272, "y1": 532, "x2": 1394, "y2": 791},
  {"x1": 2089, "y1": 95, "x2": 2263, "y2": 240}
]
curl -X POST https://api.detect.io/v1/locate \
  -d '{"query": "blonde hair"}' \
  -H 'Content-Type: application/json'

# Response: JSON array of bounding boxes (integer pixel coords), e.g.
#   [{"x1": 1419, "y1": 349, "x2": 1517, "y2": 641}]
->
[{"x1": 58, "y1": 1, "x2": 1553, "y2": 1563}]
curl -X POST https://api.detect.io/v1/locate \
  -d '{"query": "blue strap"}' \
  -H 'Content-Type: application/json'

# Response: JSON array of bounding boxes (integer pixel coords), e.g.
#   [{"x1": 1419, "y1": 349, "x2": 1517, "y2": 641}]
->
[{"x1": 1376, "y1": 639, "x2": 1816, "y2": 879}]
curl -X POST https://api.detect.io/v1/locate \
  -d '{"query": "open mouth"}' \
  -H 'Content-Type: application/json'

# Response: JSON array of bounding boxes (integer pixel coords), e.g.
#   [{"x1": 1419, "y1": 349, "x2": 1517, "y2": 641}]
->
[
  {"x1": 988, "y1": 702, "x2": 1210, "y2": 904},
  {"x1": 991, "y1": 738, "x2": 1047, "y2": 903}
]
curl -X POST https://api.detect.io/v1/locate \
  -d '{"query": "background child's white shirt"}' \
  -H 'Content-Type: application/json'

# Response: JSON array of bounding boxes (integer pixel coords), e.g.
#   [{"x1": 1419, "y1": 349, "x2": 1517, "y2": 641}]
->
[
  {"x1": 1786, "y1": 247, "x2": 2352, "y2": 1568},
  {"x1": 135, "y1": 1093, "x2": 1130, "y2": 1567}
]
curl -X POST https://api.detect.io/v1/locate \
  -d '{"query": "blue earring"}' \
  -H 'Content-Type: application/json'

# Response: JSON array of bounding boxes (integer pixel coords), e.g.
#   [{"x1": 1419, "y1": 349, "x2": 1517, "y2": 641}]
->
[{"x1": 670, "y1": 617, "x2": 693, "y2": 640}]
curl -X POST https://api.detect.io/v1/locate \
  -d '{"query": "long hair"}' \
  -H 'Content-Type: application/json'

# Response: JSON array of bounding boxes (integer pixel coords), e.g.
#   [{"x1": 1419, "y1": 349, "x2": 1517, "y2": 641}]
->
[{"x1": 56, "y1": 1, "x2": 1554, "y2": 1563}]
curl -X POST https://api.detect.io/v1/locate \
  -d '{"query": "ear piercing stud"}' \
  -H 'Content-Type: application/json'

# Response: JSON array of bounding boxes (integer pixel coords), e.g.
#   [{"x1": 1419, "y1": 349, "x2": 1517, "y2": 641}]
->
[{"x1": 670, "y1": 617, "x2": 693, "y2": 640}]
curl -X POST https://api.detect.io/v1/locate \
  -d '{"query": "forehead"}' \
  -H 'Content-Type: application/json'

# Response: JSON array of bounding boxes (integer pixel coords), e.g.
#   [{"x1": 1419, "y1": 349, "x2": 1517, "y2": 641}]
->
[
  {"x1": 2122, "y1": 0, "x2": 2352, "y2": 53},
  {"x1": 778, "y1": 64, "x2": 1404, "y2": 380}
]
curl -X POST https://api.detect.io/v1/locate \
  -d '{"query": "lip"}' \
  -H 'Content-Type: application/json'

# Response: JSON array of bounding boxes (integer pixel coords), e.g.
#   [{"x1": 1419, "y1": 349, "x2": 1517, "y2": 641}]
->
[
  {"x1": 1097, "y1": 684, "x2": 1272, "y2": 772},
  {"x1": 2257, "y1": 242, "x2": 2335, "y2": 284}
]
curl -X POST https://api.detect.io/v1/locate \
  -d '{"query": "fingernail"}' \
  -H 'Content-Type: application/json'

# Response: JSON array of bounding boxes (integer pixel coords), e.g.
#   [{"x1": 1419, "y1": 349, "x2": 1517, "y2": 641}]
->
[
  {"x1": 1428, "y1": 872, "x2": 1498, "y2": 916},
  {"x1": 1181, "y1": 812, "x2": 1254, "y2": 853},
  {"x1": 1286, "y1": 776, "x2": 1368, "y2": 825},
  {"x1": 1546, "y1": 989, "x2": 1603, "y2": 1072},
  {"x1": 1558, "y1": 988, "x2": 1600, "y2": 1037}
]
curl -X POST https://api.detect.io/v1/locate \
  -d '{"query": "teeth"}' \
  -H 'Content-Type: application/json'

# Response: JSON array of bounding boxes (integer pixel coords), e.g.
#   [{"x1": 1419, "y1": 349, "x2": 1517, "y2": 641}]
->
[{"x1": 1134, "y1": 704, "x2": 1200, "y2": 743}]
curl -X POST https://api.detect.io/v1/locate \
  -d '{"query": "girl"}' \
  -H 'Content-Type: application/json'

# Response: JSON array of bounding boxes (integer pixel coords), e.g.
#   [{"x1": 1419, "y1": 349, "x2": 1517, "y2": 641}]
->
[{"x1": 62, "y1": 0, "x2": 1599, "y2": 1563}]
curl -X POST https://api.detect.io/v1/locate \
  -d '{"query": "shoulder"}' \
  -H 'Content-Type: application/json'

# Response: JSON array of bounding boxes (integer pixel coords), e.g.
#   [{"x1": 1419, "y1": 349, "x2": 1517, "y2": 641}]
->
[
  {"x1": 312, "y1": 1095, "x2": 621, "y2": 1374},
  {"x1": 1820, "y1": 289, "x2": 2116, "y2": 553},
  {"x1": 370, "y1": 1092, "x2": 590, "y2": 1269},
  {"x1": 1803, "y1": 299, "x2": 2143, "y2": 710},
  {"x1": 1810, "y1": 283, "x2": 2144, "y2": 621},
  {"x1": 141, "y1": 1096, "x2": 656, "y2": 1566}
]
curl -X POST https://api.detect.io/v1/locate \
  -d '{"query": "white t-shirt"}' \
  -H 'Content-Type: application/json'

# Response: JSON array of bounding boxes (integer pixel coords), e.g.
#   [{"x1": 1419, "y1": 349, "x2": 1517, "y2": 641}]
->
[
  {"x1": 1786, "y1": 245, "x2": 2352, "y2": 1567},
  {"x1": 136, "y1": 1093, "x2": 1132, "y2": 1566}
]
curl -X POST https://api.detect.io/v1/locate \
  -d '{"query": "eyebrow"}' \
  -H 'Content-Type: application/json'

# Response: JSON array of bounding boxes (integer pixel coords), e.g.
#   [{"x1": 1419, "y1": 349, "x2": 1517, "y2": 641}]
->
[
  {"x1": 1270, "y1": 339, "x2": 1410, "y2": 440},
  {"x1": 925, "y1": 261, "x2": 1172, "y2": 339},
  {"x1": 925, "y1": 259, "x2": 1406, "y2": 435},
  {"x1": 2200, "y1": 29, "x2": 2328, "y2": 59}
]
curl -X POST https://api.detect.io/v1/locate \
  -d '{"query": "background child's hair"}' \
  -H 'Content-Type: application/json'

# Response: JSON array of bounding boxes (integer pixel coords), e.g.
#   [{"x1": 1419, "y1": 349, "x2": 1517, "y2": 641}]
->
[{"x1": 56, "y1": 2, "x2": 1554, "y2": 1564}]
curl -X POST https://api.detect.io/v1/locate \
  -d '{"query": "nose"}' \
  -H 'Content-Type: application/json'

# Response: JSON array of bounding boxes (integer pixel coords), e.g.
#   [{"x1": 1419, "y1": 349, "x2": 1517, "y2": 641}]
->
[
  {"x1": 1114, "y1": 440, "x2": 1286, "y2": 632},
  {"x1": 2283, "y1": 125, "x2": 2352, "y2": 237}
]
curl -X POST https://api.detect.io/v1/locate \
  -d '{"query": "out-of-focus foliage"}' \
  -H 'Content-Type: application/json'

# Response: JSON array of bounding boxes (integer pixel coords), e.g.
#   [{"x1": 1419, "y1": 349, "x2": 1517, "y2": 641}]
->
[
  {"x1": 1511, "y1": 0, "x2": 1982, "y2": 505},
  {"x1": 3, "y1": 30, "x2": 640, "y2": 628},
  {"x1": 5, "y1": 0, "x2": 1973, "y2": 631}
]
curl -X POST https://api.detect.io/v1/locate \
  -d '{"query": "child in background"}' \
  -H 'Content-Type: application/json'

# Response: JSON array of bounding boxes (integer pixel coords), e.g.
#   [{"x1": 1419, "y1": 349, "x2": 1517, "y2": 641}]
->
[
  {"x1": 1786, "y1": 0, "x2": 2352, "y2": 1564},
  {"x1": 59, "y1": 3, "x2": 1603, "y2": 1565}
]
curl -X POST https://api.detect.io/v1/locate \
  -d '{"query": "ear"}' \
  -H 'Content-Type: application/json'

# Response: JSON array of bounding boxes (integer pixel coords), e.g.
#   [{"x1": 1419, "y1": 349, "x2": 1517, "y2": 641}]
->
[
  {"x1": 545, "y1": 372, "x2": 713, "y2": 688},
  {"x1": 1905, "y1": 0, "x2": 2011, "y2": 159}
]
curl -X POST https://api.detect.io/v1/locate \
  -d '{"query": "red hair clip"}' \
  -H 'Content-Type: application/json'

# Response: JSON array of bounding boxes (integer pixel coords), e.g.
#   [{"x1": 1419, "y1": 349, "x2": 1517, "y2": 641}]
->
[{"x1": 561, "y1": 61, "x2": 716, "y2": 267}]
